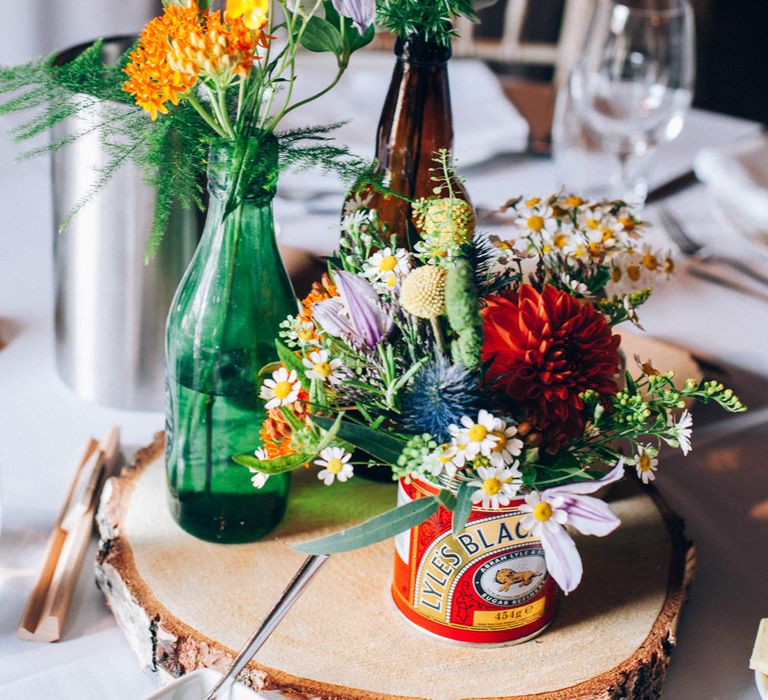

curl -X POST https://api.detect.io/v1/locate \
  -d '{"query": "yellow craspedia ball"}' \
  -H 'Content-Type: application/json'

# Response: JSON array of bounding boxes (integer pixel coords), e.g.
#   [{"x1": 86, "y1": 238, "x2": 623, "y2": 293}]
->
[
  {"x1": 418, "y1": 197, "x2": 476, "y2": 247},
  {"x1": 400, "y1": 265, "x2": 447, "y2": 319}
]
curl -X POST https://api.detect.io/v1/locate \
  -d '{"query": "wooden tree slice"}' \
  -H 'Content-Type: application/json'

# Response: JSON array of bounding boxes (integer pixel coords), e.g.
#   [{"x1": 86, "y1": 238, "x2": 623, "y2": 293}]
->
[{"x1": 95, "y1": 334, "x2": 698, "y2": 700}]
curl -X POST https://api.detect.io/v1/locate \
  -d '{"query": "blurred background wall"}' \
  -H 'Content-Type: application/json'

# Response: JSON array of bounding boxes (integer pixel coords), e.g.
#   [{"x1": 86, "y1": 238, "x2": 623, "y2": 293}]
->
[
  {"x1": 0, "y1": 0, "x2": 765, "y2": 122},
  {"x1": 0, "y1": 1, "x2": 160, "y2": 64}
]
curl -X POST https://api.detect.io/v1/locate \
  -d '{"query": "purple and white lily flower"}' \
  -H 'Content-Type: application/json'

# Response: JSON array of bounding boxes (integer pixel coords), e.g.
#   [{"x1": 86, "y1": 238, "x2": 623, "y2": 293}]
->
[
  {"x1": 332, "y1": 0, "x2": 376, "y2": 34},
  {"x1": 313, "y1": 270, "x2": 393, "y2": 350},
  {"x1": 520, "y1": 460, "x2": 625, "y2": 594}
]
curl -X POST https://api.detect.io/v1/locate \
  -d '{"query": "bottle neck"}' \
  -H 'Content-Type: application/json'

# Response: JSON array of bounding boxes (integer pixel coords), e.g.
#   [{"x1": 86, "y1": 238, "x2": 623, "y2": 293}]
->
[
  {"x1": 375, "y1": 33, "x2": 455, "y2": 189},
  {"x1": 394, "y1": 34, "x2": 452, "y2": 66},
  {"x1": 207, "y1": 133, "x2": 280, "y2": 208}
]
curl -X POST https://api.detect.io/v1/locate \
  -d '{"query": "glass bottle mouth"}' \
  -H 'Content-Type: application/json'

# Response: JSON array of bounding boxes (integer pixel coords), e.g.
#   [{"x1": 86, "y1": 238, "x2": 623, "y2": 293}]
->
[
  {"x1": 207, "y1": 133, "x2": 280, "y2": 203},
  {"x1": 395, "y1": 34, "x2": 452, "y2": 66}
]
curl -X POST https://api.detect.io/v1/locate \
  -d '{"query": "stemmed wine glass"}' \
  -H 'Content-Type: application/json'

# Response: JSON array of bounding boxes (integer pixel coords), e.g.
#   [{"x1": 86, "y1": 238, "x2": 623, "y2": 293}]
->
[{"x1": 558, "y1": 0, "x2": 695, "y2": 204}]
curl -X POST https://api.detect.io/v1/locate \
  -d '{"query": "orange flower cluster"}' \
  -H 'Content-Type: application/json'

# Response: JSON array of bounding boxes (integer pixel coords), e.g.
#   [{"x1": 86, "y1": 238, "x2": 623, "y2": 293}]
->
[
  {"x1": 168, "y1": 9, "x2": 257, "y2": 87},
  {"x1": 123, "y1": 1, "x2": 263, "y2": 120},
  {"x1": 298, "y1": 273, "x2": 339, "y2": 345},
  {"x1": 259, "y1": 386, "x2": 309, "y2": 459},
  {"x1": 123, "y1": 3, "x2": 200, "y2": 120}
]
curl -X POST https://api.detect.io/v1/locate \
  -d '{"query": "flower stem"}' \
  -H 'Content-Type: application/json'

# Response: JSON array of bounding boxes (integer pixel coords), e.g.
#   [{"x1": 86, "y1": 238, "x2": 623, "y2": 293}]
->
[
  {"x1": 187, "y1": 93, "x2": 229, "y2": 138},
  {"x1": 430, "y1": 316, "x2": 447, "y2": 356}
]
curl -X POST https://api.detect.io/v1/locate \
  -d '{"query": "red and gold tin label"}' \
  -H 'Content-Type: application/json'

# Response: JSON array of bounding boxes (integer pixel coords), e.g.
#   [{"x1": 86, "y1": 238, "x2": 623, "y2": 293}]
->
[{"x1": 391, "y1": 476, "x2": 558, "y2": 645}]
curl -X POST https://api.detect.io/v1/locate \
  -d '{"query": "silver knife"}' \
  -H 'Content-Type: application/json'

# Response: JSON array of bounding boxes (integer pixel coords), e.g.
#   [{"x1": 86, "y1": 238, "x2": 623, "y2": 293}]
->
[{"x1": 688, "y1": 266, "x2": 768, "y2": 303}]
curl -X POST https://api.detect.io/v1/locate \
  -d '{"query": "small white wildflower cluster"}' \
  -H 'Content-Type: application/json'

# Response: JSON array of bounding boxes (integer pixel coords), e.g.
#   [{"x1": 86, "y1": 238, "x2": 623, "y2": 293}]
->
[
  {"x1": 279, "y1": 314, "x2": 316, "y2": 348},
  {"x1": 424, "y1": 409, "x2": 525, "y2": 509},
  {"x1": 501, "y1": 195, "x2": 674, "y2": 297}
]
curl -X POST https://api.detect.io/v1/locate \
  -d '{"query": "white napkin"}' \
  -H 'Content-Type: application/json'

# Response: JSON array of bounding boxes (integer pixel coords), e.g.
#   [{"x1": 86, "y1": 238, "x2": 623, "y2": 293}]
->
[
  {"x1": 694, "y1": 134, "x2": 768, "y2": 239},
  {"x1": 277, "y1": 51, "x2": 529, "y2": 197}
]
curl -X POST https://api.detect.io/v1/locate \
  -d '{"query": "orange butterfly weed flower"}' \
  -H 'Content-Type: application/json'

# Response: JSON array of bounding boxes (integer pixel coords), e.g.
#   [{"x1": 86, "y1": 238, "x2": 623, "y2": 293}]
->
[
  {"x1": 169, "y1": 10, "x2": 257, "y2": 88},
  {"x1": 124, "y1": 0, "x2": 264, "y2": 120},
  {"x1": 123, "y1": 2, "x2": 200, "y2": 120}
]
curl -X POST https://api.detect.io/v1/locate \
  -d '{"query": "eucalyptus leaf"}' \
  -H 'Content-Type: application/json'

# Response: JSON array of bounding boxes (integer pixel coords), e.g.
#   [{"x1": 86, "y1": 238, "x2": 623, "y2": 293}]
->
[
  {"x1": 292, "y1": 496, "x2": 439, "y2": 554},
  {"x1": 452, "y1": 482, "x2": 473, "y2": 537},
  {"x1": 300, "y1": 16, "x2": 344, "y2": 55},
  {"x1": 438, "y1": 489, "x2": 457, "y2": 511},
  {"x1": 314, "y1": 417, "x2": 404, "y2": 464},
  {"x1": 232, "y1": 451, "x2": 313, "y2": 474}
]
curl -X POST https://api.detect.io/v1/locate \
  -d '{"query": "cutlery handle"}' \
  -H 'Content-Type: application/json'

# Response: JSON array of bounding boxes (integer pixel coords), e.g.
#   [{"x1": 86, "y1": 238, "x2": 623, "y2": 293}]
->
[
  {"x1": 709, "y1": 255, "x2": 768, "y2": 291},
  {"x1": 688, "y1": 266, "x2": 768, "y2": 303},
  {"x1": 205, "y1": 554, "x2": 330, "y2": 700}
]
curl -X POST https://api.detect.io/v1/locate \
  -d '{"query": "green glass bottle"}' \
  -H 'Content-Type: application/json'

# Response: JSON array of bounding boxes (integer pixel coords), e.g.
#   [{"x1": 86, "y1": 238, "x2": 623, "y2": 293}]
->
[{"x1": 165, "y1": 135, "x2": 295, "y2": 543}]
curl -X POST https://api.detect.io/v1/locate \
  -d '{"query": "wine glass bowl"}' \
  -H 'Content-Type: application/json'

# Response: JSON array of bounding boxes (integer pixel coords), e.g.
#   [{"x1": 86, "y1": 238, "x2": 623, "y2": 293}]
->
[{"x1": 566, "y1": 0, "x2": 695, "y2": 202}]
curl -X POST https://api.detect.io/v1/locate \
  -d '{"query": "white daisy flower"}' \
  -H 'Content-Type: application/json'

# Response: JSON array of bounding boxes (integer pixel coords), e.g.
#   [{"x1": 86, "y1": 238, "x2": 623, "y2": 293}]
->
[
  {"x1": 467, "y1": 465, "x2": 521, "y2": 509},
  {"x1": 425, "y1": 444, "x2": 459, "y2": 477},
  {"x1": 445, "y1": 438, "x2": 473, "y2": 474},
  {"x1": 303, "y1": 349, "x2": 345, "y2": 385},
  {"x1": 607, "y1": 249, "x2": 648, "y2": 295},
  {"x1": 669, "y1": 409, "x2": 693, "y2": 455},
  {"x1": 520, "y1": 491, "x2": 569, "y2": 536},
  {"x1": 315, "y1": 446, "x2": 353, "y2": 485},
  {"x1": 452, "y1": 409, "x2": 501, "y2": 458},
  {"x1": 249, "y1": 448, "x2": 270, "y2": 489},
  {"x1": 362, "y1": 247, "x2": 410, "y2": 288},
  {"x1": 632, "y1": 444, "x2": 659, "y2": 484},
  {"x1": 515, "y1": 200, "x2": 559, "y2": 237},
  {"x1": 260, "y1": 367, "x2": 301, "y2": 410},
  {"x1": 487, "y1": 422, "x2": 524, "y2": 467}
]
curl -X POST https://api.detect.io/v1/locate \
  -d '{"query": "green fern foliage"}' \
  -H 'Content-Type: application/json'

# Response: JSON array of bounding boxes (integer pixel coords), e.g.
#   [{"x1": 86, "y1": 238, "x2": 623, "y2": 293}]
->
[{"x1": 376, "y1": 0, "x2": 477, "y2": 45}]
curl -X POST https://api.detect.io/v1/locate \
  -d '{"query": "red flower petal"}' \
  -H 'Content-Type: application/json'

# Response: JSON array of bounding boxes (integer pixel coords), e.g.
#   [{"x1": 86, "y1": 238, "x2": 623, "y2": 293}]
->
[{"x1": 482, "y1": 284, "x2": 621, "y2": 448}]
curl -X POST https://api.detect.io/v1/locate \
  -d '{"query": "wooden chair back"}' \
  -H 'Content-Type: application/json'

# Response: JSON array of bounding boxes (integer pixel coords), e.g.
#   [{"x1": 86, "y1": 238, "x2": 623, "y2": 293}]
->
[{"x1": 454, "y1": 0, "x2": 596, "y2": 83}]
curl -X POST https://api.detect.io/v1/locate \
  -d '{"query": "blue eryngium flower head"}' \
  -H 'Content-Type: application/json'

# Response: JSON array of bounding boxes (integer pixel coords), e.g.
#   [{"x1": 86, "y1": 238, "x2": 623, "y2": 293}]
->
[
  {"x1": 401, "y1": 356, "x2": 482, "y2": 443},
  {"x1": 313, "y1": 271, "x2": 393, "y2": 350}
]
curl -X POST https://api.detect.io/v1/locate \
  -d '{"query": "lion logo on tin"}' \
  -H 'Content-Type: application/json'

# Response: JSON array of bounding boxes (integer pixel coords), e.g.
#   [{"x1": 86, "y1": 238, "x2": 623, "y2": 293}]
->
[
  {"x1": 494, "y1": 568, "x2": 541, "y2": 592},
  {"x1": 474, "y1": 549, "x2": 548, "y2": 606}
]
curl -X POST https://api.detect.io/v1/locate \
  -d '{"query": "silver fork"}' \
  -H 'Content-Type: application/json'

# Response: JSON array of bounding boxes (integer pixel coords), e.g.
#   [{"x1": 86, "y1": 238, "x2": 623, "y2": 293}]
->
[{"x1": 658, "y1": 206, "x2": 768, "y2": 289}]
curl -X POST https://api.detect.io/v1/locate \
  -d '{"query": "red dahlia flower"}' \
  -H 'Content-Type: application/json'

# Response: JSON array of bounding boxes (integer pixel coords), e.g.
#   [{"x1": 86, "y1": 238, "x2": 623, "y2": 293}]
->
[{"x1": 482, "y1": 284, "x2": 621, "y2": 448}]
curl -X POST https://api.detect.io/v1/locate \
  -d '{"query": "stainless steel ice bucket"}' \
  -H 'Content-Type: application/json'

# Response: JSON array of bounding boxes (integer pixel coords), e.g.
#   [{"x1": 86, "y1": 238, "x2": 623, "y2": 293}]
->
[{"x1": 51, "y1": 37, "x2": 200, "y2": 411}]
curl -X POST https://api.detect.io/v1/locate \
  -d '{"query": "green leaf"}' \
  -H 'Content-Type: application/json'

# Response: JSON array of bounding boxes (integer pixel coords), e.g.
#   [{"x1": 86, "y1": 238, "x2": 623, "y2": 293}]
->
[
  {"x1": 347, "y1": 23, "x2": 375, "y2": 52},
  {"x1": 315, "y1": 412, "x2": 344, "y2": 453},
  {"x1": 292, "y1": 496, "x2": 440, "y2": 554},
  {"x1": 438, "y1": 489, "x2": 457, "y2": 511},
  {"x1": 232, "y1": 451, "x2": 313, "y2": 474},
  {"x1": 625, "y1": 370, "x2": 638, "y2": 395},
  {"x1": 314, "y1": 417, "x2": 405, "y2": 464},
  {"x1": 257, "y1": 361, "x2": 282, "y2": 382},
  {"x1": 452, "y1": 482, "x2": 473, "y2": 537},
  {"x1": 300, "y1": 16, "x2": 344, "y2": 55},
  {"x1": 276, "y1": 340, "x2": 308, "y2": 391}
]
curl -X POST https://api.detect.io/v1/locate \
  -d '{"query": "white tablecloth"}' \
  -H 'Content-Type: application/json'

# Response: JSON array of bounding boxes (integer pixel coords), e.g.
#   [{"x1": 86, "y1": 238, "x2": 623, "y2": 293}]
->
[{"x1": 1, "y1": 107, "x2": 767, "y2": 700}]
